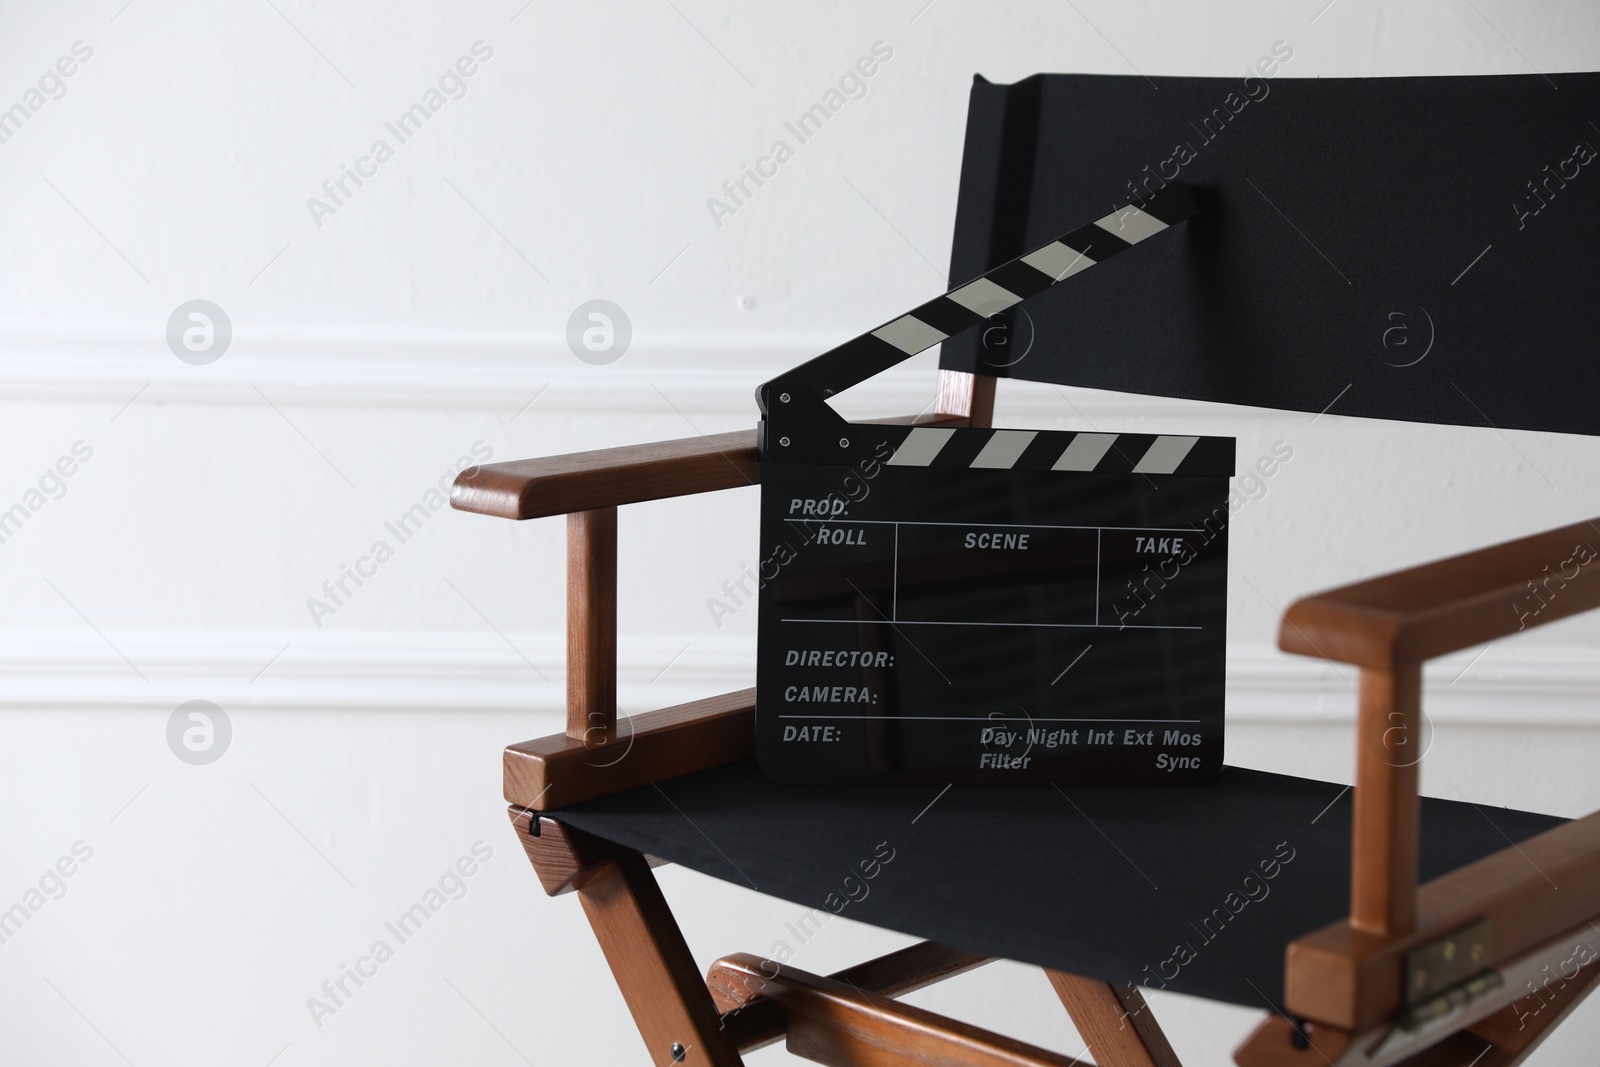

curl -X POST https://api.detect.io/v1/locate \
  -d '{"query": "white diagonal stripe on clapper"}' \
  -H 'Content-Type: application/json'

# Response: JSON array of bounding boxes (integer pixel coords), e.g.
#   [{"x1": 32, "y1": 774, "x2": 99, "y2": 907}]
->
[
  {"x1": 887, "y1": 427, "x2": 957, "y2": 466},
  {"x1": 1052, "y1": 433, "x2": 1118, "y2": 471},
  {"x1": 1132, "y1": 435, "x2": 1199, "y2": 474},
  {"x1": 970, "y1": 430, "x2": 1037, "y2": 469},
  {"x1": 1093, "y1": 205, "x2": 1168, "y2": 244}
]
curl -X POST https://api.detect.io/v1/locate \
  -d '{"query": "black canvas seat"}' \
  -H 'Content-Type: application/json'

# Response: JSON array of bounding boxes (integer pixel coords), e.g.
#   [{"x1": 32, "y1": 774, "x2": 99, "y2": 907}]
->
[{"x1": 553, "y1": 760, "x2": 1564, "y2": 1010}]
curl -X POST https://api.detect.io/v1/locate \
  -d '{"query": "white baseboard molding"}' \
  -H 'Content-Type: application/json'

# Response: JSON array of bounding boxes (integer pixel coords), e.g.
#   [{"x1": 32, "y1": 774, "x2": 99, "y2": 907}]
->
[{"x1": 0, "y1": 629, "x2": 1595, "y2": 727}]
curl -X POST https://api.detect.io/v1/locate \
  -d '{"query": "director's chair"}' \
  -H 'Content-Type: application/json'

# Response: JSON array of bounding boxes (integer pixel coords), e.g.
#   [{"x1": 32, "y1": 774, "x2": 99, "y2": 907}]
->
[{"x1": 451, "y1": 71, "x2": 1600, "y2": 1066}]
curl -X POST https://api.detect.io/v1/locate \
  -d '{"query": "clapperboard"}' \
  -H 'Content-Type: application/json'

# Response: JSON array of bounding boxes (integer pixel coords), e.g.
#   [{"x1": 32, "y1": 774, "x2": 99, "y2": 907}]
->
[{"x1": 754, "y1": 181, "x2": 1235, "y2": 786}]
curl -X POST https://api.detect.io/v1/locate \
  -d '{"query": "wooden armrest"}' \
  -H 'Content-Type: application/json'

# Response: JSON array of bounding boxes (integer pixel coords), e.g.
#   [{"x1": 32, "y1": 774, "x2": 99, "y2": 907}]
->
[
  {"x1": 1281, "y1": 515, "x2": 1600, "y2": 668},
  {"x1": 1281, "y1": 516, "x2": 1600, "y2": 943},
  {"x1": 450, "y1": 413, "x2": 968, "y2": 521},
  {"x1": 451, "y1": 430, "x2": 759, "y2": 520}
]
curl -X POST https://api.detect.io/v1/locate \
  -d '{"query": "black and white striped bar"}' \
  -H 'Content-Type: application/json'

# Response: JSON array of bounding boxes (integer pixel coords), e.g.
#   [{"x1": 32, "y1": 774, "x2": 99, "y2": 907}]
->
[
  {"x1": 879, "y1": 424, "x2": 1232, "y2": 477},
  {"x1": 771, "y1": 181, "x2": 1197, "y2": 401}
]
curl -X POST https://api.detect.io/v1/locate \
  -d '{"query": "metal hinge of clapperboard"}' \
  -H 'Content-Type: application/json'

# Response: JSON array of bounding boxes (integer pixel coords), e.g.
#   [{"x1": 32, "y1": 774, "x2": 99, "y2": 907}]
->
[{"x1": 755, "y1": 181, "x2": 1198, "y2": 462}]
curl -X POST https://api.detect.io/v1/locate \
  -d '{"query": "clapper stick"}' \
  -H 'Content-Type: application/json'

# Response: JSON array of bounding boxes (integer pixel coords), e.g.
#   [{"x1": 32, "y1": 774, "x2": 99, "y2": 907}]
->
[
  {"x1": 756, "y1": 181, "x2": 1215, "y2": 474},
  {"x1": 757, "y1": 180, "x2": 1197, "y2": 444}
]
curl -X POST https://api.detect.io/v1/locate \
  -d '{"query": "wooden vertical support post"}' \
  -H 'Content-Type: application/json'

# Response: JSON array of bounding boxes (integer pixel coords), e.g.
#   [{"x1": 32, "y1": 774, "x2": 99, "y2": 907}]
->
[
  {"x1": 568, "y1": 506, "x2": 617, "y2": 747},
  {"x1": 1350, "y1": 664, "x2": 1423, "y2": 936},
  {"x1": 578, "y1": 855, "x2": 745, "y2": 1066},
  {"x1": 935, "y1": 368, "x2": 997, "y2": 428}
]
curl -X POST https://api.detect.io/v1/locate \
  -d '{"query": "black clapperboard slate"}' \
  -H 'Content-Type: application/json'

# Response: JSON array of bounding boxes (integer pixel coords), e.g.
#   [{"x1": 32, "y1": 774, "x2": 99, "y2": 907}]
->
[
  {"x1": 756, "y1": 183, "x2": 1237, "y2": 786},
  {"x1": 939, "y1": 72, "x2": 1600, "y2": 435}
]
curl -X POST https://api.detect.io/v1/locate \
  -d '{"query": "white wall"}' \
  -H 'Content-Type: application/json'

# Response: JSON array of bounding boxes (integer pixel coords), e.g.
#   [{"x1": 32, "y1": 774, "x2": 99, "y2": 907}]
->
[{"x1": 2, "y1": 1, "x2": 1599, "y2": 1063}]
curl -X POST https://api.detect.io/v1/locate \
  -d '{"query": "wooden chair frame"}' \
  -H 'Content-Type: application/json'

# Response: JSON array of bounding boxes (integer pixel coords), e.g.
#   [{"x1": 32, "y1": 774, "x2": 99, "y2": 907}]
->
[{"x1": 453, "y1": 368, "x2": 1600, "y2": 1066}]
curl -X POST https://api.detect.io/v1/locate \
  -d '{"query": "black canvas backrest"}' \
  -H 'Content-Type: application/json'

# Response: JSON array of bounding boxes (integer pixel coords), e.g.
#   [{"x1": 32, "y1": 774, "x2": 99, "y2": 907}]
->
[{"x1": 940, "y1": 71, "x2": 1600, "y2": 436}]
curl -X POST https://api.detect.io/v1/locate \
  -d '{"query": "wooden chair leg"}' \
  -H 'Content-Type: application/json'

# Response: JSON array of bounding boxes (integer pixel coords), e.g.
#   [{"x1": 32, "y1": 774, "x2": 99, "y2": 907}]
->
[
  {"x1": 576, "y1": 853, "x2": 745, "y2": 1066},
  {"x1": 1451, "y1": 954, "x2": 1600, "y2": 1067},
  {"x1": 1047, "y1": 969, "x2": 1183, "y2": 1067},
  {"x1": 709, "y1": 941, "x2": 993, "y2": 1053},
  {"x1": 715, "y1": 954, "x2": 1086, "y2": 1067}
]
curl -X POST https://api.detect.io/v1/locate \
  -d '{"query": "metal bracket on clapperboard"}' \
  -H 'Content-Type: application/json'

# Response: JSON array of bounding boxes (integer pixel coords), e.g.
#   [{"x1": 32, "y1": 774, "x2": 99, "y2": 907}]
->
[{"x1": 754, "y1": 181, "x2": 1239, "y2": 787}]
